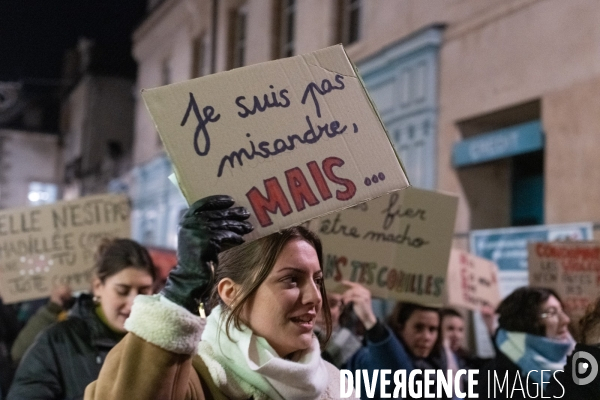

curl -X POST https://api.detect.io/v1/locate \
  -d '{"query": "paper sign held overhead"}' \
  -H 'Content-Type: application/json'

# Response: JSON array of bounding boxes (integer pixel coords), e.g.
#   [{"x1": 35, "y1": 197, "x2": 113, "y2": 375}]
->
[
  {"x1": 306, "y1": 187, "x2": 458, "y2": 306},
  {"x1": 528, "y1": 241, "x2": 600, "y2": 324},
  {"x1": 446, "y1": 248, "x2": 501, "y2": 311},
  {"x1": 142, "y1": 45, "x2": 409, "y2": 241},
  {"x1": 0, "y1": 194, "x2": 131, "y2": 303}
]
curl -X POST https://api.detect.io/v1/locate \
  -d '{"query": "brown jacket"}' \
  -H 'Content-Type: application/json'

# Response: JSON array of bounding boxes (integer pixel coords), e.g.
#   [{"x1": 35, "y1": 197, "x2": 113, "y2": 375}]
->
[{"x1": 85, "y1": 332, "x2": 343, "y2": 400}]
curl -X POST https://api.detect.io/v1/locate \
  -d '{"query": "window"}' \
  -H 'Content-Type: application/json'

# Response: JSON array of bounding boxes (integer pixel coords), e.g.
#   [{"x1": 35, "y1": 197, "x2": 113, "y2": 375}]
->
[
  {"x1": 161, "y1": 58, "x2": 171, "y2": 85},
  {"x1": 158, "y1": 59, "x2": 171, "y2": 146},
  {"x1": 511, "y1": 150, "x2": 544, "y2": 226},
  {"x1": 28, "y1": 182, "x2": 57, "y2": 206},
  {"x1": 455, "y1": 101, "x2": 543, "y2": 229},
  {"x1": 142, "y1": 209, "x2": 158, "y2": 245},
  {"x1": 273, "y1": 0, "x2": 295, "y2": 58},
  {"x1": 338, "y1": 0, "x2": 361, "y2": 46},
  {"x1": 191, "y1": 35, "x2": 207, "y2": 78},
  {"x1": 228, "y1": 7, "x2": 247, "y2": 69}
]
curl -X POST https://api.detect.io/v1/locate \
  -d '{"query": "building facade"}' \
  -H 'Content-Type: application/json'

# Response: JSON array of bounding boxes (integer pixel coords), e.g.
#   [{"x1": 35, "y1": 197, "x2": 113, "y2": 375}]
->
[
  {"x1": 127, "y1": 0, "x2": 600, "y2": 250},
  {"x1": 0, "y1": 129, "x2": 60, "y2": 209}
]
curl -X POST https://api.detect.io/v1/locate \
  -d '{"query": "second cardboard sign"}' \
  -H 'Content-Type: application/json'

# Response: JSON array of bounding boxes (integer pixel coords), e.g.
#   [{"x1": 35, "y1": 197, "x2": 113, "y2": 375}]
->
[{"x1": 307, "y1": 187, "x2": 458, "y2": 306}]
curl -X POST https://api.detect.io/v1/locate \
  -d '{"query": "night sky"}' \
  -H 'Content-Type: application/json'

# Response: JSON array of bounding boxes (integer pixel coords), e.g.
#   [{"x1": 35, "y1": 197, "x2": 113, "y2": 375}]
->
[{"x1": 0, "y1": 0, "x2": 147, "y2": 83}]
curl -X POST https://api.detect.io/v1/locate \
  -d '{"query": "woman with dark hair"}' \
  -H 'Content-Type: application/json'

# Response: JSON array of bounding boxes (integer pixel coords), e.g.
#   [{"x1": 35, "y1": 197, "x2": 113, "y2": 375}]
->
[
  {"x1": 440, "y1": 307, "x2": 490, "y2": 372},
  {"x1": 344, "y1": 287, "x2": 449, "y2": 400},
  {"x1": 477, "y1": 286, "x2": 575, "y2": 399},
  {"x1": 8, "y1": 238, "x2": 156, "y2": 400},
  {"x1": 440, "y1": 308, "x2": 466, "y2": 355},
  {"x1": 85, "y1": 195, "x2": 344, "y2": 399}
]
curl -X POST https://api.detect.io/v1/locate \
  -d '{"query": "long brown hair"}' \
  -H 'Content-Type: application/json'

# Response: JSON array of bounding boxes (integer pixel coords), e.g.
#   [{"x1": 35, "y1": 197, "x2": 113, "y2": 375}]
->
[
  {"x1": 578, "y1": 297, "x2": 600, "y2": 344},
  {"x1": 94, "y1": 238, "x2": 156, "y2": 283},
  {"x1": 209, "y1": 226, "x2": 332, "y2": 343}
]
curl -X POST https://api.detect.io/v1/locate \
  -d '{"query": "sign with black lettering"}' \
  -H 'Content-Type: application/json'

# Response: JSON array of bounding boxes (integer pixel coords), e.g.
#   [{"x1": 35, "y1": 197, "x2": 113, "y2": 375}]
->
[
  {"x1": 529, "y1": 241, "x2": 600, "y2": 324},
  {"x1": 306, "y1": 188, "x2": 458, "y2": 305},
  {"x1": 0, "y1": 194, "x2": 130, "y2": 303},
  {"x1": 446, "y1": 248, "x2": 501, "y2": 311},
  {"x1": 142, "y1": 45, "x2": 409, "y2": 241}
]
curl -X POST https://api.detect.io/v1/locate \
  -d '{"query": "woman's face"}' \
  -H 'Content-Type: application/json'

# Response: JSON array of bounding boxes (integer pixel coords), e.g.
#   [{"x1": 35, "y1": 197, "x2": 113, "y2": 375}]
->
[
  {"x1": 539, "y1": 295, "x2": 570, "y2": 340},
  {"x1": 441, "y1": 315, "x2": 465, "y2": 352},
  {"x1": 398, "y1": 310, "x2": 439, "y2": 358},
  {"x1": 242, "y1": 239, "x2": 323, "y2": 358},
  {"x1": 93, "y1": 267, "x2": 154, "y2": 332}
]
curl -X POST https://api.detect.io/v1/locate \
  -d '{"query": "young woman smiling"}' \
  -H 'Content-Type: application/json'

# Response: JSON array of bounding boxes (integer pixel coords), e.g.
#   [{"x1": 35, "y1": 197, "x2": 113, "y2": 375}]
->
[
  {"x1": 85, "y1": 195, "x2": 344, "y2": 400},
  {"x1": 8, "y1": 238, "x2": 156, "y2": 400}
]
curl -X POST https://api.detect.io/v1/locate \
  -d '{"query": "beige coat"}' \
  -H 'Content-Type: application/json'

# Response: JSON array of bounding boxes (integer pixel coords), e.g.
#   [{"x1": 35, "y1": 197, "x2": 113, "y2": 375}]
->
[
  {"x1": 85, "y1": 332, "x2": 343, "y2": 400},
  {"x1": 84, "y1": 292, "x2": 345, "y2": 400}
]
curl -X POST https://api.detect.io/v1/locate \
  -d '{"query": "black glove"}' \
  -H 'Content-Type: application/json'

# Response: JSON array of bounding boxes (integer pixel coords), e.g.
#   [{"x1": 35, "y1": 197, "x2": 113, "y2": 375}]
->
[{"x1": 160, "y1": 195, "x2": 253, "y2": 314}]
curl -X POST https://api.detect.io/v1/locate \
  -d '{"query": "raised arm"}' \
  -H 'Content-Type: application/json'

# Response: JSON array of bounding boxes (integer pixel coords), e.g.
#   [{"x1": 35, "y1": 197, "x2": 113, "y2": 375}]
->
[{"x1": 85, "y1": 195, "x2": 252, "y2": 400}]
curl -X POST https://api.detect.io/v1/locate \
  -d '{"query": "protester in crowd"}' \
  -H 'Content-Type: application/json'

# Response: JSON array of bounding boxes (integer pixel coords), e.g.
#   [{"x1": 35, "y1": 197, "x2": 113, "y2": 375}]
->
[
  {"x1": 7, "y1": 238, "x2": 156, "y2": 400},
  {"x1": 440, "y1": 307, "x2": 469, "y2": 381},
  {"x1": 440, "y1": 308, "x2": 466, "y2": 354},
  {"x1": 344, "y1": 285, "x2": 450, "y2": 400},
  {"x1": 0, "y1": 297, "x2": 21, "y2": 400},
  {"x1": 85, "y1": 195, "x2": 345, "y2": 399},
  {"x1": 316, "y1": 289, "x2": 363, "y2": 368},
  {"x1": 440, "y1": 307, "x2": 491, "y2": 371},
  {"x1": 10, "y1": 284, "x2": 73, "y2": 365},
  {"x1": 545, "y1": 296, "x2": 600, "y2": 398},
  {"x1": 476, "y1": 286, "x2": 575, "y2": 399}
]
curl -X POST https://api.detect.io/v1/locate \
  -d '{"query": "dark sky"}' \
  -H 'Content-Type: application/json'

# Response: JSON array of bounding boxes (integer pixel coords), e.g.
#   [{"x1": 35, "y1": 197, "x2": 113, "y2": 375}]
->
[{"x1": 0, "y1": 0, "x2": 147, "y2": 83}]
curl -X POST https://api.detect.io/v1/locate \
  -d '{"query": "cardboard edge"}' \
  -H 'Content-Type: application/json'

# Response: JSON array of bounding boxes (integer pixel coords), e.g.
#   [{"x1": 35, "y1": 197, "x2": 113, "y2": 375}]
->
[{"x1": 340, "y1": 46, "x2": 411, "y2": 186}]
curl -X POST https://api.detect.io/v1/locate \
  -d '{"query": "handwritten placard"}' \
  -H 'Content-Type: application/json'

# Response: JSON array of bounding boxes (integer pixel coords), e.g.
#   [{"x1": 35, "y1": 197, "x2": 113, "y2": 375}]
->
[
  {"x1": 306, "y1": 187, "x2": 458, "y2": 305},
  {"x1": 446, "y1": 248, "x2": 501, "y2": 311},
  {"x1": 528, "y1": 241, "x2": 600, "y2": 322},
  {"x1": 0, "y1": 194, "x2": 131, "y2": 303},
  {"x1": 142, "y1": 45, "x2": 409, "y2": 242}
]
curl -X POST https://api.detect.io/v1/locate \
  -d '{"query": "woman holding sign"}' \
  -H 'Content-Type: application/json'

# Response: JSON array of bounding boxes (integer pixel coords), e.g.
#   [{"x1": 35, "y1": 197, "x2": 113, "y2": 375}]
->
[
  {"x1": 85, "y1": 195, "x2": 344, "y2": 400},
  {"x1": 8, "y1": 238, "x2": 156, "y2": 400}
]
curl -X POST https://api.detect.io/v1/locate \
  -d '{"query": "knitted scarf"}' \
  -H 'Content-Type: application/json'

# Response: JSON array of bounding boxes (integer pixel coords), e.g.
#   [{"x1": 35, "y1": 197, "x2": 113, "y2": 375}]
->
[
  {"x1": 495, "y1": 328, "x2": 575, "y2": 389},
  {"x1": 198, "y1": 305, "x2": 330, "y2": 400}
]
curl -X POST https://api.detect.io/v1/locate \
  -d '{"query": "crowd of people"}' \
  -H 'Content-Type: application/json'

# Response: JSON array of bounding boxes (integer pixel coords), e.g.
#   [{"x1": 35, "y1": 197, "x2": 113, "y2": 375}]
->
[{"x1": 1, "y1": 194, "x2": 599, "y2": 399}]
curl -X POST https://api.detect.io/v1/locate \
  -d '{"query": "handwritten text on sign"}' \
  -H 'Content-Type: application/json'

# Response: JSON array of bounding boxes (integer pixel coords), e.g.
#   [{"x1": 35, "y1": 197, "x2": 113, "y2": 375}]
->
[
  {"x1": 307, "y1": 188, "x2": 458, "y2": 305},
  {"x1": 446, "y1": 249, "x2": 501, "y2": 311},
  {"x1": 142, "y1": 45, "x2": 409, "y2": 242},
  {"x1": 528, "y1": 241, "x2": 600, "y2": 321},
  {"x1": 0, "y1": 194, "x2": 131, "y2": 303}
]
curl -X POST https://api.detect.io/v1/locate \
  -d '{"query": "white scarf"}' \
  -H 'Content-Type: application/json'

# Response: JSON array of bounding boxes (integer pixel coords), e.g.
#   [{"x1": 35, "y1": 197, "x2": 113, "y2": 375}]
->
[{"x1": 198, "y1": 305, "x2": 330, "y2": 400}]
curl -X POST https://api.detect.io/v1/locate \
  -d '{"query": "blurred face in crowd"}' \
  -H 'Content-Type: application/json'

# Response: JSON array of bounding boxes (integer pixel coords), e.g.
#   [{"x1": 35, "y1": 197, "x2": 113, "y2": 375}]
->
[
  {"x1": 242, "y1": 239, "x2": 323, "y2": 358},
  {"x1": 399, "y1": 310, "x2": 439, "y2": 358},
  {"x1": 539, "y1": 295, "x2": 570, "y2": 340},
  {"x1": 317, "y1": 292, "x2": 343, "y2": 330},
  {"x1": 442, "y1": 315, "x2": 465, "y2": 352},
  {"x1": 93, "y1": 267, "x2": 154, "y2": 332}
]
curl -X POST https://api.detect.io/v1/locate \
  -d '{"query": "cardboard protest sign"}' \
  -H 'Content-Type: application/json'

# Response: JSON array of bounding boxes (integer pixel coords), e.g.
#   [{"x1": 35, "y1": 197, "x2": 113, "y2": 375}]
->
[
  {"x1": 0, "y1": 194, "x2": 130, "y2": 303},
  {"x1": 528, "y1": 241, "x2": 600, "y2": 322},
  {"x1": 142, "y1": 45, "x2": 409, "y2": 242},
  {"x1": 446, "y1": 248, "x2": 501, "y2": 311},
  {"x1": 306, "y1": 187, "x2": 457, "y2": 306}
]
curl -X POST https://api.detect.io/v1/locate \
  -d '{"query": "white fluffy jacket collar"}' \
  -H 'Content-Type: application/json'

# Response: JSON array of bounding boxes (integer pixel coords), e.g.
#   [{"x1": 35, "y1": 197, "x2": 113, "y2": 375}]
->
[{"x1": 125, "y1": 296, "x2": 343, "y2": 400}]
